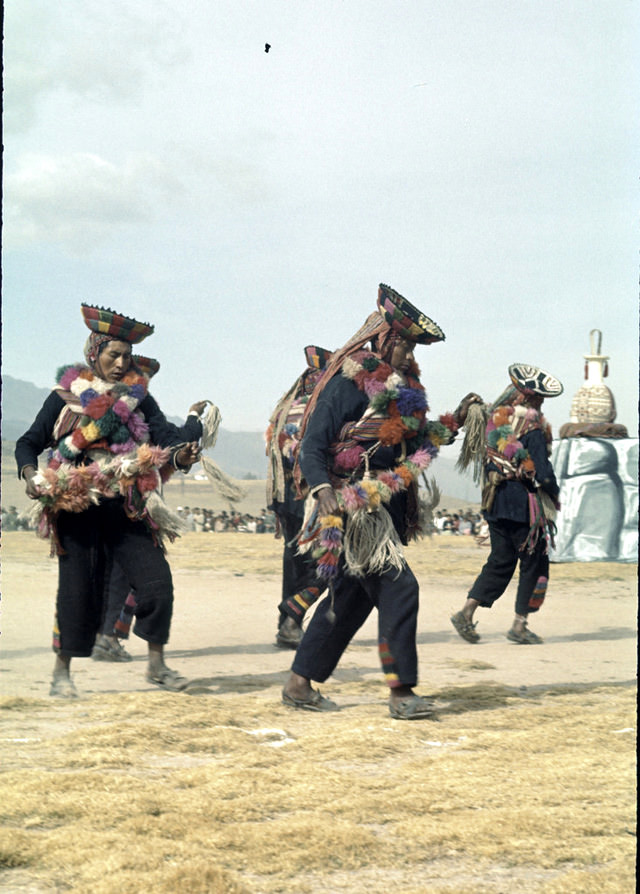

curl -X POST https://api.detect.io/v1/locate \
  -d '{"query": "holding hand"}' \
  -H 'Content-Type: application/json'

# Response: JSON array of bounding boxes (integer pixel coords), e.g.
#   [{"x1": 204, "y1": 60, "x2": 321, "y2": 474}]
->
[
  {"x1": 316, "y1": 485, "x2": 340, "y2": 517},
  {"x1": 175, "y1": 442, "x2": 201, "y2": 470},
  {"x1": 454, "y1": 392, "x2": 483, "y2": 427},
  {"x1": 22, "y1": 466, "x2": 43, "y2": 500},
  {"x1": 188, "y1": 400, "x2": 210, "y2": 417}
]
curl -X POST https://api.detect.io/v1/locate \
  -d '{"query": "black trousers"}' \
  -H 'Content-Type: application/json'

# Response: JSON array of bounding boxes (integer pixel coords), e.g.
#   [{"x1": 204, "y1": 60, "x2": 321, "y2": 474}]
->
[
  {"x1": 291, "y1": 560, "x2": 420, "y2": 688},
  {"x1": 100, "y1": 561, "x2": 132, "y2": 636},
  {"x1": 277, "y1": 508, "x2": 326, "y2": 624},
  {"x1": 468, "y1": 519, "x2": 548, "y2": 616},
  {"x1": 55, "y1": 499, "x2": 174, "y2": 657}
]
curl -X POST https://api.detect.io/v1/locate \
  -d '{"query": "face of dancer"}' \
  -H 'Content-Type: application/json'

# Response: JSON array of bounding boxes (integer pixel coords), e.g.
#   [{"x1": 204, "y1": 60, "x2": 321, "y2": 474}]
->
[
  {"x1": 96, "y1": 340, "x2": 132, "y2": 382},
  {"x1": 514, "y1": 391, "x2": 544, "y2": 411},
  {"x1": 389, "y1": 337, "x2": 416, "y2": 373}
]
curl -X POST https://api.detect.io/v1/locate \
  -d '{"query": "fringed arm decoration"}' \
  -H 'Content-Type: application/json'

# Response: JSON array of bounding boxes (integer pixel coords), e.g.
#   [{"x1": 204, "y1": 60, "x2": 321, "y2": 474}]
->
[
  {"x1": 200, "y1": 455, "x2": 247, "y2": 505},
  {"x1": 200, "y1": 403, "x2": 222, "y2": 450},
  {"x1": 455, "y1": 402, "x2": 490, "y2": 484}
]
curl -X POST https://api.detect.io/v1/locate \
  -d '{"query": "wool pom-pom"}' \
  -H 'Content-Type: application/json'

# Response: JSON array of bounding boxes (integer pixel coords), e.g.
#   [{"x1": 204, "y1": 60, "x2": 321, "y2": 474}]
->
[
  {"x1": 352, "y1": 368, "x2": 370, "y2": 390},
  {"x1": 396, "y1": 387, "x2": 427, "y2": 415},
  {"x1": 79, "y1": 388, "x2": 99, "y2": 408},
  {"x1": 85, "y1": 393, "x2": 115, "y2": 420},
  {"x1": 378, "y1": 415, "x2": 406, "y2": 446},
  {"x1": 401, "y1": 415, "x2": 420, "y2": 432},
  {"x1": 128, "y1": 383, "x2": 146, "y2": 403},
  {"x1": 362, "y1": 377, "x2": 388, "y2": 399},
  {"x1": 377, "y1": 471, "x2": 401, "y2": 492},
  {"x1": 127, "y1": 412, "x2": 149, "y2": 440},
  {"x1": 372, "y1": 362, "x2": 393, "y2": 382},
  {"x1": 333, "y1": 445, "x2": 365, "y2": 472},
  {"x1": 57, "y1": 365, "x2": 77, "y2": 389},
  {"x1": 407, "y1": 447, "x2": 433, "y2": 470},
  {"x1": 492, "y1": 406, "x2": 512, "y2": 427},
  {"x1": 361, "y1": 354, "x2": 381, "y2": 372},
  {"x1": 110, "y1": 438, "x2": 137, "y2": 455},
  {"x1": 136, "y1": 470, "x2": 160, "y2": 495},
  {"x1": 340, "y1": 485, "x2": 366, "y2": 512},
  {"x1": 319, "y1": 513, "x2": 344, "y2": 530},
  {"x1": 502, "y1": 441, "x2": 519, "y2": 460},
  {"x1": 112, "y1": 400, "x2": 131, "y2": 422},
  {"x1": 438, "y1": 412, "x2": 459, "y2": 434},
  {"x1": 110, "y1": 422, "x2": 133, "y2": 444},
  {"x1": 136, "y1": 443, "x2": 154, "y2": 468},
  {"x1": 370, "y1": 390, "x2": 393, "y2": 413},
  {"x1": 82, "y1": 423, "x2": 103, "y2": 446},
  {"x1": 395, "y1": 464, "x2": 414, "y2": 488},
  {"x1": 360, "y1": 481, "x2": 382, "y2": 509},
  {"x1": 341, "y1": 357, "x2": 361, "y2": 380},
  {"x1": 521, "y1": 457, "x2": 535, "y2": 473},
  {"x1": 319, "y1": 527, "x2": 343, "y2": 545}
]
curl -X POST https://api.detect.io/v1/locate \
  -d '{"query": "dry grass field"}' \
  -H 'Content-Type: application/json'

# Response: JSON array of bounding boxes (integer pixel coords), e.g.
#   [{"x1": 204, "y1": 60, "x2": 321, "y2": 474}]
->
[{"x1": 0, "y1": 532, "x2": 636, "y2": 893}]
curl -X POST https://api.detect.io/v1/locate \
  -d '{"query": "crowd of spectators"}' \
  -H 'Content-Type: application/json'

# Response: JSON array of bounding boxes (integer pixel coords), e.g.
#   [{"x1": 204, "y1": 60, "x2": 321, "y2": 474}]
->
[
  {"x1": 1, "y1": 505, "x2": 32, "y2": 532},
  {"x1": 432, "y1": 509, "x2": 489, "y2": 546},
  {"x1": 3, "y1": 502, "x2": 488, "y2": 543},
  {"x1": 174, "y1": 506, "x2": 277, "y2": 534}
]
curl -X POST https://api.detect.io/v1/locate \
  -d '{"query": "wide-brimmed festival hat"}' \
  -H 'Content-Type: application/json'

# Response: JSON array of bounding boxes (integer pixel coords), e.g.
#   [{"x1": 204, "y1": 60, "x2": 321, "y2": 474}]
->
[
  {"x1": 509, "y1": 363, "x2": 563, "y2": 397},
  {"x1": 133, "y1": 355, "x2": 161, "y2": 378},
  {"x1": 377, "y1": 283, "x2": 445, "y2": 345},
  {"x1": 81, "y1": 304, "x2": 154, "y2": 345},
  {"x1": 304, "y1": 345, "x2": 333, "y2": 370}
]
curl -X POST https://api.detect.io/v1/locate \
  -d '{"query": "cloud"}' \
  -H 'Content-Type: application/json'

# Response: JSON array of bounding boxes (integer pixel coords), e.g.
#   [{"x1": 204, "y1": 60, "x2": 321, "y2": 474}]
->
[
  {"x1": 4, "y1": 152, "x2": 184, "y2": 252},
  {"x1": 3, "y1": 1, "x2": 189, "y2": 134}
]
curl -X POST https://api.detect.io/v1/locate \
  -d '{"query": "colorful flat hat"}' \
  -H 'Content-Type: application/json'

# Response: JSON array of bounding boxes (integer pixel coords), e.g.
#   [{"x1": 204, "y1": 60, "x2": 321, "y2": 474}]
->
[
  {"x1": 377, "y1": 283, "x2": 445, "y2": 345},
  {"x1": 81, "y1": 304, "x2": 154, "y2": 345},
  {"x1": 304, "y1": 345, "x2": 333, "y2": 370},
  {"x1": 133, "y1": 355, "x2": 160, "y2": 378},
  {"x1": 509, "y1": 363, "x2": 563, "y2": 397}
]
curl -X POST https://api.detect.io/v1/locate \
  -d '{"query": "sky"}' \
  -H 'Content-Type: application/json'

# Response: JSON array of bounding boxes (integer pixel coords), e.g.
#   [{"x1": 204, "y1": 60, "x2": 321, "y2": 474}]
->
[{"x1": 2, "y1": 0, "x2": 639, "y2": 437}]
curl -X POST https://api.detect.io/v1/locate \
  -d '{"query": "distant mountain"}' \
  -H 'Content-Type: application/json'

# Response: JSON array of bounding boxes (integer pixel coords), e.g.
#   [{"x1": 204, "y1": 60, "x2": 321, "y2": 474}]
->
[
  {"x1": 0, "y1": 373, "x2": 268, "y2": 480},
  {"x1": 1, "y1": 375, "x2": 53, "y2": 442},
  {"x1": 0, "y1": 374, "x2": 480, "y2": 501}
]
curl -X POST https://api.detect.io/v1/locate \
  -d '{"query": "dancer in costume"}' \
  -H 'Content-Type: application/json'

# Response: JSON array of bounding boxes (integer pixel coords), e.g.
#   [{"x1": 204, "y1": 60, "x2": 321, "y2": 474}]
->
[
  {"x1": 16, "y1": 305, "x2": 201, "y2": 697},
  {"x1": 450, "y1": 363, "x2": 562, "y2": 645},
  {"x1": 281, "y1": 283, "x2": 480, "y2": 719},
  {"x1": 92, "y1": 375, "x2": 208, "y2": 662},
  {"x1": 265, "y1": 345, "x2": 332, "y2": 648}
]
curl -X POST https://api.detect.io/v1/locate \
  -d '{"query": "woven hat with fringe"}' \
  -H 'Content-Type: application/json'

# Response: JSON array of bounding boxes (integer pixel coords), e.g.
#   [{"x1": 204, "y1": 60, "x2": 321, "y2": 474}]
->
[
  {"x1": 81, "y1": 304, "x2": 154, "y2": 345},
  {"x1": 304, "y1": 345, "x2": 333, "y2": 371},
  {"x1": 509, "y1": 363, "x2": 563, "y2": 398},
  {"x1": 297, "y1": 284, "x2": 443, "y2": 448},
  {"x1": 132, "y1": 355, "x2": 161, "y2": 378},
  {"x1": 377, "y1": 283, "x2": 445, "y2": 345}
]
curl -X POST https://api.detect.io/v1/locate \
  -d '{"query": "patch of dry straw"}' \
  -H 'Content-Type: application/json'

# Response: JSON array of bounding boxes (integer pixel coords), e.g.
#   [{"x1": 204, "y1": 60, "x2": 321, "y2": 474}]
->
[{"x1": 0, "y1": 680, "x2": 635, "y2": 894}]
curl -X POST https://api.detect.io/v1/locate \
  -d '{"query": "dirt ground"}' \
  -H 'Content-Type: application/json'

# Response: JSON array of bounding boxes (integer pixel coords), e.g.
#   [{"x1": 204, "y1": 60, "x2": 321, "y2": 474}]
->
[
  {"x1": 0, "y1": 533, "x2": 636, "y2": 894},
  {"x1": 0, "y1": 533, "x2": 636, "y2": 701}
]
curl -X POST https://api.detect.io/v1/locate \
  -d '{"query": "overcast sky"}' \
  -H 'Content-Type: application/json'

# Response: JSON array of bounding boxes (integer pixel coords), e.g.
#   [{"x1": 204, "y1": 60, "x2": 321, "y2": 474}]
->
[{"x1": 3, "y1": 1, "x2": 638, "y2": 437}]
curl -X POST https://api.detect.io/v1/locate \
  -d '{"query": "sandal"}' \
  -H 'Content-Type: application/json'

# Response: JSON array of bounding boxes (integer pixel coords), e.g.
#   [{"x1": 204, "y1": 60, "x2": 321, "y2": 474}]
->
[
  {"x1": 92, "y1": 635, "x2": 133, "y2": 662},
  {"x1": 50, "y1": 677, "x2": 78, "y2": 699},
  {"x1": 146, "y1": 667, "x2": 189, "y2": 691},
  {"x1": 450, "y1": 611, "x2": 480, "y2": 643},
  {"x1": 507, "y1": 624, "x2": 543, "y2": 645},
  {"x1": 282, "y1": 688, "x2": 338, "y2": 712},
  {"x1": 389, "y1": 694, "x2": 436, "y2": 720}
]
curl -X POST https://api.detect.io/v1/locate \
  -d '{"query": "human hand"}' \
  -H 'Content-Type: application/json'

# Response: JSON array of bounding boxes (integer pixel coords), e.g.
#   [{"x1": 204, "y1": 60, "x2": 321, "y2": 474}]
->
[
  {"x1": 176, "y1": 442, "x2": 201, "y2": 469},
  {"x1": 454, "y1": 392, "x2": 483, "y2": 426},
  {"x1": 316, "y1": 486, "x2": 339, "y2": 517},
  {"x1": 22, "y1": 466, "x2": 42, "y2": 500},
  {"x1": 188, "y1": 400, "x2": 210, "y2": 417}
]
